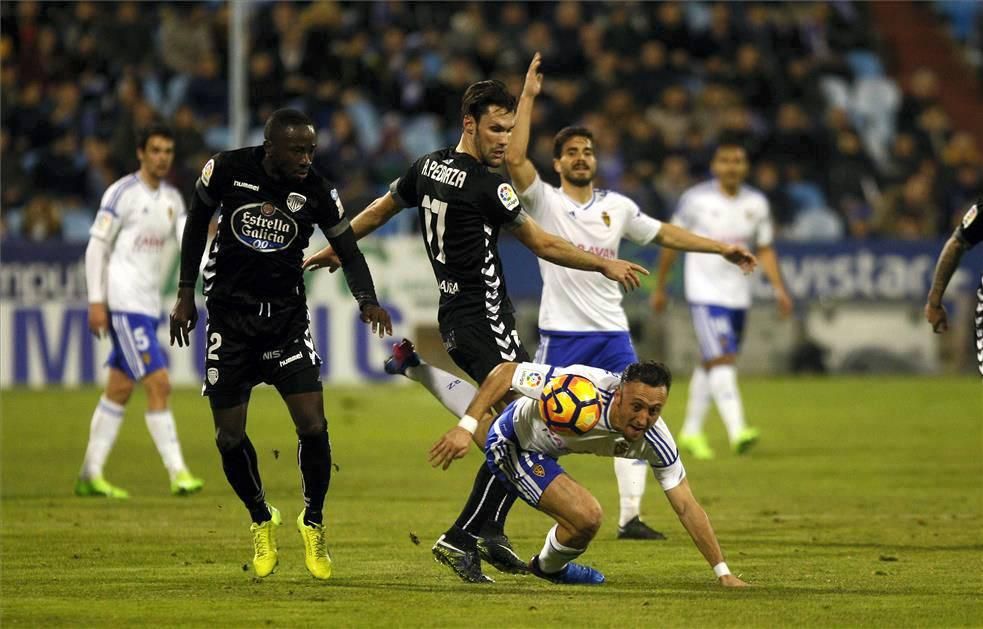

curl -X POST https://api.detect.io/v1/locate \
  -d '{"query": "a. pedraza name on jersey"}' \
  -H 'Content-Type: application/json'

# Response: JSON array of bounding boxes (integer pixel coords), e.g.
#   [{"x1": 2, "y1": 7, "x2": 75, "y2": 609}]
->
[{"x1": 422, "y1": 158, "x2": 467, "y2": 188}]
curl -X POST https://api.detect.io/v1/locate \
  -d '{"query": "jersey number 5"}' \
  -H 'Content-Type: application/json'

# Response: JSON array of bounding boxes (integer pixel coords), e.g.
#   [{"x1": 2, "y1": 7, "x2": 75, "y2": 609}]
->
[{"x1": 422, "y1": 195, "x2": 448, "y2": 263}]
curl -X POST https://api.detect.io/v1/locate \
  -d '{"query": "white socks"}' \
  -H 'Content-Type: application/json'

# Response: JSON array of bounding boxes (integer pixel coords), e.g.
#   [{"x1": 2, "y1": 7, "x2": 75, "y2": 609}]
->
[
  {"x1": 537, "y1": 524, "x2": 585, "y2": 573},
  {"x1": 405, "y1": 363, "x2": 477, "y2": 417},
  {"x1": 681, "y1": 366, "x2": 711, "y2": 436},
  {"x1": 145, "y1": 409, "x2": 189, "y2": 479},
  {"x1": 707, "y1": 364, "x2": 746, "y2": 443},
  {"x1": 80, "y1": 396, "x2": 125, "y2": 480},
  {"x1": 613, "y1": 457, "x2": 648, "y2": 527}
]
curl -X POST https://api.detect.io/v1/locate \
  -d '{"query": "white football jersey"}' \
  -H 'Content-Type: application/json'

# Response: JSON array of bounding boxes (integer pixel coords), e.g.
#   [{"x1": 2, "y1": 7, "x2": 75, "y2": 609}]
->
[
  {"x1": 88, "y1": 173, "x2": 186, "y2": 317},
  {"x1": 507, "y1": 362, "x2": 686, "y2": 491},
  {"x1": 673, "y1": 180, "x2": 773, "y2": 308},
  {"x1": 516, "y1": 175, "x2": 662, "y2": 332}
]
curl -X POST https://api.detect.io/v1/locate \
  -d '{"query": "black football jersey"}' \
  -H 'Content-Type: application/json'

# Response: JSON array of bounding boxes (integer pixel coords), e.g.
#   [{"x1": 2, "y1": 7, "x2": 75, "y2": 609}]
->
[
  {"x1": 195, "y1": 147, "x2": 351, "y2": 303},
  {"x1": 956, "y1": 199, "x2": 983, "y2": 249},
  {"x1": 391, "y1": 147, "x2": 526, "y2": 329}
]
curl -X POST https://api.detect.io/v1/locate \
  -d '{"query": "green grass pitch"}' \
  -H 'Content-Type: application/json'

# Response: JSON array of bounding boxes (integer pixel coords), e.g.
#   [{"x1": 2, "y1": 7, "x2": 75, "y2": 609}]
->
[{"x1": 2, "y1": 377, "x2": 981, "y2": 627}]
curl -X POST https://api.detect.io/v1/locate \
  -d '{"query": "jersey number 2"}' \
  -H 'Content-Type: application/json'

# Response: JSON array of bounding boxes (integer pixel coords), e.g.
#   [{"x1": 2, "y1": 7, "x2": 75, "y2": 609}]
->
[
  {"x1": 422, "y1": 195, "x2": 448, "y2": 263},
  {"x1": 207, "y1": 333, "x2": 222, "y2": 360}
]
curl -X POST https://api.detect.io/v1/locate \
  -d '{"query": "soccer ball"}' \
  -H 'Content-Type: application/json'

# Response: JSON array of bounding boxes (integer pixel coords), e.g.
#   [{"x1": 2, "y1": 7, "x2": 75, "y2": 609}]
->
[{"x1": 539, "y1": 374, "x2": 602, "y2": 435}]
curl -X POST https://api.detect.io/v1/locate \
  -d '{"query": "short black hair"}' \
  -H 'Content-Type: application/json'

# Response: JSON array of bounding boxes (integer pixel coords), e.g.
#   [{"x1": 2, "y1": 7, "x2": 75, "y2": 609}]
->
[
  {"x1": 621, "y1": 360, "x2": 672, "y2": 392},
  {"x1": 460, "y1": 80, "x2": 517, "y2": 124},
  {"x1": 264, "y1": 108, "x2": 314, "y2": 140},
  {"x1": 137, "y1": 122, "x2": 174, "y2": 150},
  {"x1": 714, "y1": 133, "x2": 748, "y2": 155},
  {"x1": 553, "y1": 126, "x2": 594, "y2": 158}
]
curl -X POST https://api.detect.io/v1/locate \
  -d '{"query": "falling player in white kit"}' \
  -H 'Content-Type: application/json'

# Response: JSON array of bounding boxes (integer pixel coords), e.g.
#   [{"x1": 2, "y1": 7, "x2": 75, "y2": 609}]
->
[
  {"x1": 77, "y1": 124, "x2": 204, "y2": 498},
  {"x1": 506, "y1": 53, "x2": 757, "y2": 539},
  {"x1": 428, "y1": 360, "x2": 748, "y2": 586},
  {"x1": 652, "y1": 140, "x2": 793, "y2": 460}
]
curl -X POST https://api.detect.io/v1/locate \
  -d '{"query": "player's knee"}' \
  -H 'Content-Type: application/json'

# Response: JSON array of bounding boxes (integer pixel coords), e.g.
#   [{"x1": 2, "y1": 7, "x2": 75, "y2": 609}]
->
[
  {"x1": 215, "y1": 427, "x2": 245, "y2": 452},
  {"x1": 105, "y1": 378, "x2": 135, "y2": 405},
  {"x1": 145, "y1": 373, "x2": 172, "y2": 403},
  {"x1": 294, "y1": 414, "x2": 327, "y2": 437},
  {"x1": 573, "y1": 499, "x2": 604, "y2": 540}
]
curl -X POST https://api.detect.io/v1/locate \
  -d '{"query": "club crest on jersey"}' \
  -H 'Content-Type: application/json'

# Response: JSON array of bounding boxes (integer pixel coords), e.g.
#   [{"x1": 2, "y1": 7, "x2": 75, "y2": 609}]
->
[
  {"x1": 963, "y1": 204, "x2": 978, "y2": 229},
  {"x1": 497, "y1": 183, "x2": 520, "y2": 211},
  {"x1": 200, "y1": 159, "x2": 214, "y2": 186},
  {"x1": 207, "y1": 368, "x2": 219, "y2": 385},
  {"x1": 601, "y1": 210, "x2": 611, "y2": 227},
  {"x1": 230, "y1": 202, "x2": 299, "y2": 253},
  {"x1": 287, "y1": 192, "x2": 307, "y2": 213},
  {"x1": 532, "y1": 464, "x2": 546, "y2": 478}
]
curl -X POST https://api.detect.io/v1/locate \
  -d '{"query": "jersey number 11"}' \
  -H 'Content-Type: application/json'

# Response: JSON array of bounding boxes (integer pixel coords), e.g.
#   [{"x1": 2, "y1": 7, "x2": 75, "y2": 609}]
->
[{"x1": 422, "y1": 194, "x2": 448, "y2": 263}]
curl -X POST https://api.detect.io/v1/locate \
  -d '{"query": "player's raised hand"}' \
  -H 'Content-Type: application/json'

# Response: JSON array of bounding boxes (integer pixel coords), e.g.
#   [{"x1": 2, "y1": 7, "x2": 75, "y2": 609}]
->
[
  {"x1": 602, "y1": 259, "x2": 648, "y2": 292},
  {"x1": 169, "y1": 289, "x2": 198, "y2": 347},
  {"x1": 523, "y1": 52, "x2": 544, "y2": 97},
  {"x1": 303, "y1": 245, "x2": 341, "y2": 273},
  {"x1": 925, "y1": 301, "x2": 949, "y2": 333},
  {"x1": 721, "y1": 245, "x2": 757, "y2": 274},
  {"x1": 650, "y1": 288, "x2": 668, "y2": 313},
  {"x1": 88, "y1": 303, "x2": 110, "y2": 339},
  {"x1": 360, "y1": 304, "x2": 393, "y2": 338},
  {"x1": 428, "y1": 427, "x2": 473, "y2": 470}
]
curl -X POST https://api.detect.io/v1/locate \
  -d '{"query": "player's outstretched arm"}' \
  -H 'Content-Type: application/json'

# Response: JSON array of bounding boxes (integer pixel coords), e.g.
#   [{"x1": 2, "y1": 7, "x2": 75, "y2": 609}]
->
[
  {"x1": 925, "y1": 234, "x2": 967, "y2": 333},
  {"x1": 304, "y1": 193, "x2": 402, "y2": 272},
  {"x1": 665, "y1": 478, "x2": 748, "y2": 587},
  {"x1": 428, "y1": 362, "x2": 518, "y2": 470},
  {"x1": 654, "y1": 224, "x2": 757, "y2": 273},
  {"x1": 328, "y1": 226, "x2": 392, "y2": 338},
  {"x1": 505, "y1": 52, "x2": 543, "y2": 194},
  {"x1": 510, "y1": 217, "x2": 647, "y2": 291},
  {"x1": 756, "y1": 246, "x2": 792, "y2": 317},
  {"x1": 169, "y1": 189, "x2": 213, "y2": 347}
]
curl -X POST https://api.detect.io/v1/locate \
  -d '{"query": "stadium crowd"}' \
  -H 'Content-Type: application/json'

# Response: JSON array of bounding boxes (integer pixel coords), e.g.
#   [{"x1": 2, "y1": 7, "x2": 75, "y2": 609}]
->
[{"x1": 1, "y1": 0, "x2": 981, "y2": 243}]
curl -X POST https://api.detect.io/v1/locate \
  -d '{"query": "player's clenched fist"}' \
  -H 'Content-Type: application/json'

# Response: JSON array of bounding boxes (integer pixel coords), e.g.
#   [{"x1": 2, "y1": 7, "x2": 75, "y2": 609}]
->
[
  {"x1": 601, "y1": 259, "x2": 648, "y2": 292},
  {"x1": 169, "y1": 288, "x2": 198, "y2": 347}
]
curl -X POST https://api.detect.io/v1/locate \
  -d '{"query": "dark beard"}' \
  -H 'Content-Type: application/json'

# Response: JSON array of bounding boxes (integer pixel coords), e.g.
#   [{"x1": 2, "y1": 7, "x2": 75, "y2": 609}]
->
[{"x1": 566, "y1": 172, "x2": 593, "y2": 187}]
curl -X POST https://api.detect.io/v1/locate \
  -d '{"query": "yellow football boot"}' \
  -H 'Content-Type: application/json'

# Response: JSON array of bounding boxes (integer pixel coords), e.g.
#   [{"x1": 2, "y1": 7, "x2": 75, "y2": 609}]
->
[
  {"x1": 296, "y1": 512, "x2": 333, "y2": 580},
  {"x1": 249, "y1": 505, "x2": 281, "y2": 577}
]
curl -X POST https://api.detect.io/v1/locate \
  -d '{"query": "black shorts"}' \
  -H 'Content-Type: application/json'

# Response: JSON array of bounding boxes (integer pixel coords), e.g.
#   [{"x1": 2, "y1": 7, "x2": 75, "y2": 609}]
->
[
  {"x1": 441, "y1": 313, "x2": 530, "y2": 383},
  {"x1": 202, "y1": 298, "x2": 322, "y2": 407}
]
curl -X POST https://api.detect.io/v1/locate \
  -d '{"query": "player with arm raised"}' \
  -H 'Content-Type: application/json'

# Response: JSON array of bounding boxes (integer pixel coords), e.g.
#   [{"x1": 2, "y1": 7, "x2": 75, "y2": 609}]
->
[
  {"x1": 77, "y1": 123, "x2": 204, "y2": 499},
  {"x1": 429, "y1": 360, "x2": 748, "y2": 587},
  {"x1": 303, "y1": 80, "x2": 647, "y2": 575},
  {"x1": 925, "y1": 199, "x2": 983, "y2": 377},
  {"x1": 169, "y1": 109, "x2": 392, "y2": 580},
  {"x1": 506, "y1": 53, "x2": 756, "y2": 540},
  {"x1": 652, "y1": 140, "x2": 792, "y2": 460}
]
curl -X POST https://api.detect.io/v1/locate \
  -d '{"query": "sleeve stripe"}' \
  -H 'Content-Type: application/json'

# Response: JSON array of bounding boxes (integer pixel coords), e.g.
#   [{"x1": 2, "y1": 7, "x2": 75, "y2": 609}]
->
[
  {"x1": 323, "y1": 217, "x2": 351, "y2": 239},
  {"x1": 103, "y1": 175, "x2": 139, "y2": 216},
  {"x1": 388, "y1": 180, "x2": 410, "y2": 209}
]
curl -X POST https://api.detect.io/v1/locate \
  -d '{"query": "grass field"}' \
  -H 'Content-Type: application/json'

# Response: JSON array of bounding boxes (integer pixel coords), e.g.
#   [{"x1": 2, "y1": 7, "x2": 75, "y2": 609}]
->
[{"x1": 1, "y1": 377, "x2": 981, "y2": 627}]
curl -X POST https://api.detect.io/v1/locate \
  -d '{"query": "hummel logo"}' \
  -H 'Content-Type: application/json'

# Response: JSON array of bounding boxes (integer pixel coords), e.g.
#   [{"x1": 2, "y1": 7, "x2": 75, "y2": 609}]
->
[
  {"x1": 442, "y1": 158, "x2": 454, "y2": 165},
  {"x1": 234, "y1": 180, "x2": 260, "y2": 191}
]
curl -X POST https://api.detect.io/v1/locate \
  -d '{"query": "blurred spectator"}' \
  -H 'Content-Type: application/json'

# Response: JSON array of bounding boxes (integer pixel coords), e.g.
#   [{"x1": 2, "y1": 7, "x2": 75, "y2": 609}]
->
[
  {"x1": 21, "y1": 195, "x2": 63, "y2": 241},
  {"x1": 1, "y1": 0, "x2": 978, "y2": 243}
]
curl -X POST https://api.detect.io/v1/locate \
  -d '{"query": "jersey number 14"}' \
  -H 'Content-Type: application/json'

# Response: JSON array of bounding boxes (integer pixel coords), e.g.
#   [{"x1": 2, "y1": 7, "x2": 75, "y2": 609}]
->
[{"x1": 422, "y1": 195, "x2": 448, "y2": 263}]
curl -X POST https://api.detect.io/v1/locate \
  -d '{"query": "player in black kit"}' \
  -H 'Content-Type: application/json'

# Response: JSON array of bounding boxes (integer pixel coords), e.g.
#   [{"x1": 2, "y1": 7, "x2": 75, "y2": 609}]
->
[
  {"x1": 303, "y1": 81, "x2": 647, "y2": 582},
  {"x1": 169, "y1": 109, "x2": 392, "y2": 580},
  {"x1": 925, "y1": 198, "x2": 983, "y2": 377}
]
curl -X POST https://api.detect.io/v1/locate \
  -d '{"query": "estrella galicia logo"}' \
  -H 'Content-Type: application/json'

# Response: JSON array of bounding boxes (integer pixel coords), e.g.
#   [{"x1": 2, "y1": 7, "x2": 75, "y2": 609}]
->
[{"x1": 230, "y1": 202, "x2": 298, "y2": 253}]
